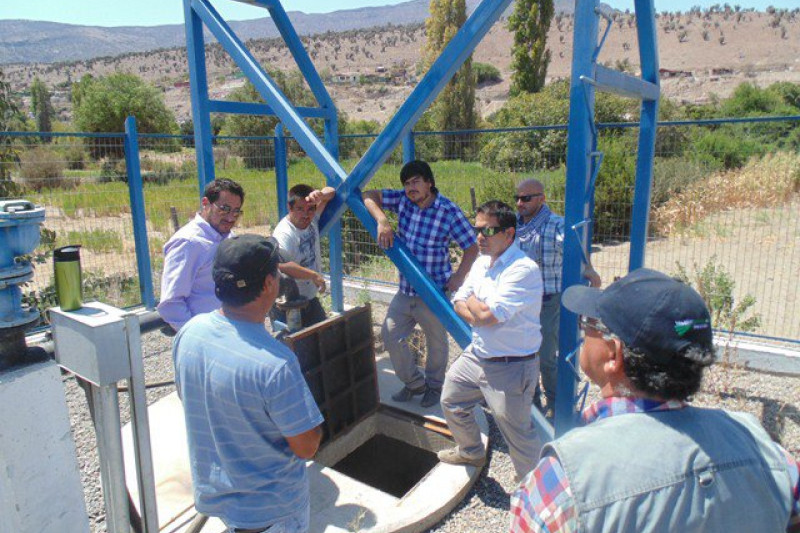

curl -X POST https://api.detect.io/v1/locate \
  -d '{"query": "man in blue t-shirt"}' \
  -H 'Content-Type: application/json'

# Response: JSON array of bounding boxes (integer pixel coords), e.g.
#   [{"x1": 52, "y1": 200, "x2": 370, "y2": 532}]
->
[{"x1": 174, "y1": 234, "x2": 323, "y2": 533}]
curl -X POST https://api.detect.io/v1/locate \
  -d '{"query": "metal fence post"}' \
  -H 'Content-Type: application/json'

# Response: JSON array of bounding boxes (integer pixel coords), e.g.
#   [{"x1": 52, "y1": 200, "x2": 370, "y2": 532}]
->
[
  {"x1": 123, "y1": 116, "x2": 155, "y2": 310},
  {"x1": 274, "y1": 123, "x2": 288, "y2": 221},
  {"x1": 324, "y1": 116, "x2": 344, "y2": 313},
  {"x1": 403, "y1": 130, "x2": 415, "y2": 164}
]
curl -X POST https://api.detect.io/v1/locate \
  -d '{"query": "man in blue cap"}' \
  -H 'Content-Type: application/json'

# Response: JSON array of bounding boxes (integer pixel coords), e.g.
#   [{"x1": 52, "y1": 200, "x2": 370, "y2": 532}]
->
[{"x1": 510, "y1": 268, "x2": 799, "y2": 533}]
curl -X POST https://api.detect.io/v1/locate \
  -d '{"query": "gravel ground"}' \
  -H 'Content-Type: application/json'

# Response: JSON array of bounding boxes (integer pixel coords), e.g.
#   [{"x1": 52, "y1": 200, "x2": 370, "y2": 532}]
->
[{"x1": 62, "y1": 303, "x2": 799, "y2": 533}]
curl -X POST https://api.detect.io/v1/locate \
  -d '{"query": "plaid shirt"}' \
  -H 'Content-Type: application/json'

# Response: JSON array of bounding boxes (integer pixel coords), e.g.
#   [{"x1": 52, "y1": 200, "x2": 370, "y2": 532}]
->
[
  {"x1": 516, "y1": 205, "x2": 564, "y2": 295},
  {"x1": 382, "y1": 189, "x2": 476, "y2": 296},
  {"x1": 510, "y1": 397, "x2": 800, "y2": 533}
]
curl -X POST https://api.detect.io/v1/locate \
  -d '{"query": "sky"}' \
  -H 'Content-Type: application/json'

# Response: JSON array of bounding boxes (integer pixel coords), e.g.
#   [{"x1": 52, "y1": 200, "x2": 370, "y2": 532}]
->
[{"x1": 0, "y1": 0, "x2": 797, "y2": 27}]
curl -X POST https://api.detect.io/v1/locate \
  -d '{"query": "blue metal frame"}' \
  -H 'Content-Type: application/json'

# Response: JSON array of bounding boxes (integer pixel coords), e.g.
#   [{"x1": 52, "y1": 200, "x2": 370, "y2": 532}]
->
[
  {"x1": 123, "y1": 116, "x2": 155, "y2": 310},
  {"x1": 557, "y1": 0, "x2": 660, "y2": 436},
  {"x1": 183, "y1": 0, "x2": 513, "y2": 348},
  {"x1": 274, "y1": 123, "x2": 289, "y2": 221}
]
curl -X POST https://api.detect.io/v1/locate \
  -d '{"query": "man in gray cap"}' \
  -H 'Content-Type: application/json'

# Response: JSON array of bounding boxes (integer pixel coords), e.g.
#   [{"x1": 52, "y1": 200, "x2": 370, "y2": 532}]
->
[
  {"x1": 174, "y1": 234, "x2": 323, "y2": 533},
  {"x1": 509, "y1": 268, "x2": 799, "y2": 533}
]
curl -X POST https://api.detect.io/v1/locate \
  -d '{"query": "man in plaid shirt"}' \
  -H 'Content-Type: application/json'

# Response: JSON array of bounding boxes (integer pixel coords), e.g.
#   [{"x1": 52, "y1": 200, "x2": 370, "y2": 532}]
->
[
  {"x1": 510, "y1": 268, "x2": 800, "y2": 533},
  {"x1": 364, "y1": 160, "x2": 478, "y2": 408},
  {"x1": 515, "y1": 178, "x2": 600, "y2": 417}
]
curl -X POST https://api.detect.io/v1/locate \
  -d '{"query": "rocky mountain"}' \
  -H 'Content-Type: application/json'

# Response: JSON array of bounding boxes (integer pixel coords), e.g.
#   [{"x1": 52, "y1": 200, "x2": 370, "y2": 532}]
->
[{"x1": 0, "y1": 0, "x2": 574, "y2": 65}]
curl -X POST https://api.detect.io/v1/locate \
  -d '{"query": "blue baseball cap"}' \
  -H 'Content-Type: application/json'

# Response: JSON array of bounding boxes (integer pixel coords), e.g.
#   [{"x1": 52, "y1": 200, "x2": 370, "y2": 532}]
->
[{"x1": 562, "y1": 268, "x2": 714, "y2": 365}]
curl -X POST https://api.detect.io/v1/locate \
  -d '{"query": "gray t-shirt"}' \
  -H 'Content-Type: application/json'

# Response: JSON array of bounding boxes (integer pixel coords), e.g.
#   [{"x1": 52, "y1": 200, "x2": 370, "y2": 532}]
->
[{"x1": 272, "y1": 214, "x2": 322, "y2": 300}]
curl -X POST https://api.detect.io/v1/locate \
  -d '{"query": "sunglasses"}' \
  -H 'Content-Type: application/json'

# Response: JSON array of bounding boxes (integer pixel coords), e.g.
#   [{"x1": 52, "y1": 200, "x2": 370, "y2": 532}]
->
[
  {"x1": 579, "y1": 315, "x2": 616, "y2": 339},
  {"x1": 514, "y1": 193, "x2": 543, "y2": 202},
  {"x1": 214, "y1": 203, "x2": 244, "y2": 217},
  {"x1": 472, "y1": 225, "x2": 508, "y2": 237}
]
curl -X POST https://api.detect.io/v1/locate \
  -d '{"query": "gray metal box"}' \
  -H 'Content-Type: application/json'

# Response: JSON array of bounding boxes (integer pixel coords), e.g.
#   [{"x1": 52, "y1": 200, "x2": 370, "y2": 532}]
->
[{"x1": 50, "y1": 302, "x2": 131, "y2": 386}]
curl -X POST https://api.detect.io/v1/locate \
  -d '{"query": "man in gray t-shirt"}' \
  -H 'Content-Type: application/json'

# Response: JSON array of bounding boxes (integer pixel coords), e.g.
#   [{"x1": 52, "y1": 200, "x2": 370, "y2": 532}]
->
[{"x1": 271, "y1": 183, "x2": 335, "y2": 328}]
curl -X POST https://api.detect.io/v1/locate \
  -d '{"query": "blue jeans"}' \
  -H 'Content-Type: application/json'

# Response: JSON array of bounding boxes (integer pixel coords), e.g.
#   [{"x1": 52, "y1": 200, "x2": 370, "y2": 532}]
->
[{"x1": 534, "y1": 292, "x2": 560, "y2": 409}]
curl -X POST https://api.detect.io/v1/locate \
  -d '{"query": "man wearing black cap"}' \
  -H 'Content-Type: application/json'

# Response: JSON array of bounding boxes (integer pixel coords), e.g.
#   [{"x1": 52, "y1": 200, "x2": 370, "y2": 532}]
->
[
  {"x1": 173, "y1": 234, "x2": 323, "y2": 533},
  {"x1": 510, "y1": 268, "x2": 800, "y2": 533}
]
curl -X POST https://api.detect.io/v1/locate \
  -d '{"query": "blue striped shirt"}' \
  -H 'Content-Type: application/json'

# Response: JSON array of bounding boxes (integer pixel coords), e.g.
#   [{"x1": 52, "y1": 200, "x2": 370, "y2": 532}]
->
[
  {"x1": 174, "y1": 312, "x2": 323, "y2": 530},
  {"x1": 516, "y1": 205, "x2": 564, "y2": 295},
  {"x1": 382, "y1": 189, "x2": 477, "y2": 296}
]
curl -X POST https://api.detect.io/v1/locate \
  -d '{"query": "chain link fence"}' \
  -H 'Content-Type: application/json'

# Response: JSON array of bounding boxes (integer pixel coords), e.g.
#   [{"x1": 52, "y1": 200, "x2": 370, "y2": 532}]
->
[{"x1": 2, "y1": 116, "x2": 798, "y2": 342}]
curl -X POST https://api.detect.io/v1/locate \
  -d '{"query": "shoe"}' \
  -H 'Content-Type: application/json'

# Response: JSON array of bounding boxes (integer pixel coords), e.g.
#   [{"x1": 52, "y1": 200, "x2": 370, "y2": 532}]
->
[
  {"x1": 391, "y1": 385, "x2": 427, "y2": 402},
  {"x1": 437, "y1": 447, "x2": 486, "y2": 467},
  {"x1": 420, "y1": 388, "x2": 441, "y2": 408}
]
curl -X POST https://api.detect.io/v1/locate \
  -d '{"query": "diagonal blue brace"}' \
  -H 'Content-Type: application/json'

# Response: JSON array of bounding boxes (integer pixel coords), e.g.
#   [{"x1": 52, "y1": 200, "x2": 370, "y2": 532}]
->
[{"x1": 320, "y1": 0, "x2": 514, "y2": 234}]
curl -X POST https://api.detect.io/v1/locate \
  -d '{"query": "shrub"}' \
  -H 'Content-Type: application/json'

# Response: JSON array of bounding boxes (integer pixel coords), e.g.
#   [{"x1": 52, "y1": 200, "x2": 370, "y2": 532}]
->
[
  {"x1": 650, "y1": 156, "x2": 713, "y2": 208},
  {"x1": 98, "y1": 158, "x2": 128, "y2": 183},
  {"x1": 479, "y1": 80, "x2": 633, "y2": 172},
  {"x1": 673, "y1": 257, "x2": 761, "y2": 333},
  {"x1": 693, "y1": 130, "x2": 761, "y2": 170},
  {"x1": 473, "y1": 62, "x2": 501, "y2": 85},
  {"x1": 61, "y1": 143, "x2": 88, "y2": 170},
  {"x1": 18, "y1": 147, "x2": 68, "y2": 191},
  {"x1": 592, "y1": 135, "x2": 637, "y2": 241}
]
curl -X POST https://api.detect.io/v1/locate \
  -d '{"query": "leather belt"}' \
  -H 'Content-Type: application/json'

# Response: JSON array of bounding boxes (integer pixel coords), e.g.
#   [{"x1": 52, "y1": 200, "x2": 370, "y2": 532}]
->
[{"x1": 484, "y1": 353, "x2": 537, "y2": 363}]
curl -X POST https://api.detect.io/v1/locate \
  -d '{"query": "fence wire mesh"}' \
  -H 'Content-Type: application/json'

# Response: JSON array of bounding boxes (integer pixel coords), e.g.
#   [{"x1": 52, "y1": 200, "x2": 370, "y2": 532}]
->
[{"x1": 1, "y1": 117, "x2": 798, "y2": 342}]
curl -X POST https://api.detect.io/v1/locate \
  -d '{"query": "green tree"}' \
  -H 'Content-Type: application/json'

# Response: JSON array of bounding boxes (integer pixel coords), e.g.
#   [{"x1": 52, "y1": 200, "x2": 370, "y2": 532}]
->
[
  {"x1": 508, "y1": 0, "x2": 554, "y2": 95},
  {"x1": 0, "y1": 69, "x2": 24, "y2": 196},
  {"x1": 423, "y1": 0, "x2": 478, "y2": 160},
  {"x1": 73, "y1": 73, "x2": 178, "y2": 158},
  {"x1": 30, "y1": 77, "x2": 54, "y2": 140}
]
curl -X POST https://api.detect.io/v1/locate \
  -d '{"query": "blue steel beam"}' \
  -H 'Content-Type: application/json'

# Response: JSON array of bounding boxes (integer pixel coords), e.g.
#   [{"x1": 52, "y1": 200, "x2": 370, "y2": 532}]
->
[
  {"x1": 208, "y1": 100, "x2": 334, "y2": 119},
  {"x1": 319, "y1": 0, "x2": 514, "y2": 234},
  {"x1": 191, "y1": 0, "x2": 348, "y2": 186},
  {"x1": 274, "y1": 123, "x2": 289, "y2": 220},
  {"x1": 324, "y1": 118, "x2": 345, "y2": 313},
  {"x1": 188, "y1": 0, "x2": 477, "y2": 346},
  {"x1": 588, "y1": 65, "x2": 659, "y2": 101},
  {"x1": 557, "y1": 0, "x2": 600, "y2": 436},
  {"x1": 629, "y1": 0, "x2": 660, "y2": 271},
  {"x1": 183, "y1": 0, "x2": 216, "y2": 192},
  {"x1": 266, "y1": 2, "x2": 337, "y2": 114}
]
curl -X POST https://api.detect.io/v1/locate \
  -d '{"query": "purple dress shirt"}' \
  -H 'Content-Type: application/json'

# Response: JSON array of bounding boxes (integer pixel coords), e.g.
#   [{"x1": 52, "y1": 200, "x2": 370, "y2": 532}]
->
[{"x1": 157, "y1": 214, "x2": 230, "y2": 331}]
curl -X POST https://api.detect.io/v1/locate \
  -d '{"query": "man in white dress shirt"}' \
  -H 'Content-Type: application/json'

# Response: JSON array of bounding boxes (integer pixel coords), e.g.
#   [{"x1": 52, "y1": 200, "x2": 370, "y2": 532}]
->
[{"x1": 437, "y1": 200, "x2": 544, "y2": 482}]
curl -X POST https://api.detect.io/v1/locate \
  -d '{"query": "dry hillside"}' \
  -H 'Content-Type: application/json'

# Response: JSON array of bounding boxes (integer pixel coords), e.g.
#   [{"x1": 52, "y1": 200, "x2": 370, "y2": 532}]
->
[{"x1": 5, "y1": 9, "x2": 800, "y2": 125}]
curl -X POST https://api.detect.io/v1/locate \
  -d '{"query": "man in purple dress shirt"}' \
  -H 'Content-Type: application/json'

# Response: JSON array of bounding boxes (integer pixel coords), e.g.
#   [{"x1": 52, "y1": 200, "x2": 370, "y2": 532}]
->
[{"x1": 158, "y1": 178, "x2": 245, "y2": 332}]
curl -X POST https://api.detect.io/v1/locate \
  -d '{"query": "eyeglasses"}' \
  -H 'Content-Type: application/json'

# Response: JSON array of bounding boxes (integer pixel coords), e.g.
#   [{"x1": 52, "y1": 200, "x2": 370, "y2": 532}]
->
[
  {"x1": 579, "y1": 315, "x2": 616, "y2": 340},
  {"x1": 214, "y1": 203, "x2": 244, "y2": 217},
  {"x1": 472, "y1": 225, "x2": 507, "y2": 237},
  {"x1": 514, "y1": 193, "x2": 543, "y2": 203}
]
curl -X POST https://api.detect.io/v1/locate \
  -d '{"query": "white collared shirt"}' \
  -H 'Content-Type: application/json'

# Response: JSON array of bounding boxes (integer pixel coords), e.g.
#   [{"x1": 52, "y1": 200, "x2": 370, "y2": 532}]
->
[{"x1": 453, "y1": 242, "x2": 543, "y2": 358}]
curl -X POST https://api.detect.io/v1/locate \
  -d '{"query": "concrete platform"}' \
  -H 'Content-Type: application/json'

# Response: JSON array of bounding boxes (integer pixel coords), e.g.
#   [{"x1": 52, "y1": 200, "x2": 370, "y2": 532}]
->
[{"x1": 122, "y1": 355, "x2": 489, "y2": 533}]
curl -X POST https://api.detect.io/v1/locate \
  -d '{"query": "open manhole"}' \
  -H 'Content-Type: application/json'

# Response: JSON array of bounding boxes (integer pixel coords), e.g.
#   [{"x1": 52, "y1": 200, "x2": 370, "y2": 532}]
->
[{"x1": 315, "y1": 406, "x2": 454, "y2": 499}]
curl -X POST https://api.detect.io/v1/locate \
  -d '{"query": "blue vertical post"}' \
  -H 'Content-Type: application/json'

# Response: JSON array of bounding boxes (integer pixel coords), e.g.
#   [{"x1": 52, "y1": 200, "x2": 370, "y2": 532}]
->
[
  {"x1": 324, "y1": 115, "x2": 344, "y2": 313},
  {"x1": 629, "y1": 0, "x2": 660, "y2": 271},
  {"x1": 557, "y1": 0, "x2": 600, "y2": 436},
  {"x1": 403, "y1": 130, "x2": 415, "y2": 164},
  {"x1": 123, "y1": 116, "x2": 155, "y2": 310},
  {"x1": 274, "y1": 123, "x2": 289, "y2": 221},
  {"x1": 183, "y1": 0, "x2": 216, "y2": 194}
]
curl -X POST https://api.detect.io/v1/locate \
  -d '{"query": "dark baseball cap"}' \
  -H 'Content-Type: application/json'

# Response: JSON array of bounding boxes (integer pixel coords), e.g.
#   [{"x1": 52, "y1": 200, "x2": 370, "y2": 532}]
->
[
  {"x1": 213, "y1": 234, "x2": 279, "y2": 296},
  {"x1": 562, "y1": 268, "x2": 714, "y2": 365}
]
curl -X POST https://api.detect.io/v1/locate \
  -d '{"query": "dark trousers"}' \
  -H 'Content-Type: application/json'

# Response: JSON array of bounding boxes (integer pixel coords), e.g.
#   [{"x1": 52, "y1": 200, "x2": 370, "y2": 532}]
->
[{"x1": 270, "y1": 297, "x2": 327, "y2": 329}]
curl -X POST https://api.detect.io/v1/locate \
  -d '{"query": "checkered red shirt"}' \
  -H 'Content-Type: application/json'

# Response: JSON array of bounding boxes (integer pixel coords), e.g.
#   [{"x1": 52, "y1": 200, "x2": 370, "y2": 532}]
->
[
  {"x1": 509, "y1": 397, "x2": 800, "y2": 533},
  {"x1": 381, "y1": 189, "x2": 476, "y2": 296}
]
